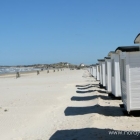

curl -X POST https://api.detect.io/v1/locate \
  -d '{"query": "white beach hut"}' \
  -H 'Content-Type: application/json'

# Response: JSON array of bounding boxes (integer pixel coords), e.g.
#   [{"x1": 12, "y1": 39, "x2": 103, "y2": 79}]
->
[
  {"x1": 88, "y1": 67, "x2": 90, "y2": 74},
  {"x1": 91, "y1": 65, "x2": 94, "y2": 76},
  {"x1": 91, "y1": 66, "x2": 93, "y2": 76},
  {"x1": 104, "y1": 57, "x2": 112, "y2": 93},
  {"x1": 98, "y1": 59, "x2": 106, "y2": 88},
  {"x1": 90, "y1": 66, "x2": 93, "y2": 76},
  {"x1": 115, "y1": 46, "x2": 140, "y2": 112},
  {"x1": 87, "y1": 67, "x2": 90, "y2": 73},
  {"x1": 92, "y1": 64, "x2": 97, "y2": 78},
  {"x1": 108, "y1": 51, "x2": 121, "y2": 97},
  {"x1": 96, "y1": 63, "x2": 100, "y2": 81},
  {"x1": 93, "y1": 65, "x2": 97, "y2": 78},
  {"x1": 98, "y1": 60, "x2": 103, "y2": 86}
]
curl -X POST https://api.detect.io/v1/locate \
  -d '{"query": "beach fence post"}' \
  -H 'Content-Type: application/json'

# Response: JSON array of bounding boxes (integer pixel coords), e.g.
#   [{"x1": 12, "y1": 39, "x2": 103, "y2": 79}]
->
[
  {"x1": 37, "y1": 70, "x2": 40, "y2": 75},
  {"x1": 47, "y1": 70, "x2": 49, "y2": 73},
  {"x1": 58, "y1": 69, "x2": 59, "y2": 71},
  {"x1": 54, "y1": 69, "x2": 55, "y2": 72},
  {"x1": 16, "y1": 72, "x2": 20, "y2": 78}
]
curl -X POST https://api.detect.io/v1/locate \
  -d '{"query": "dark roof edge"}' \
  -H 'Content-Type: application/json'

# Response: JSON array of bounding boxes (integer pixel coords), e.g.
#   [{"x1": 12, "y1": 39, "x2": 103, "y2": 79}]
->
[
  {"x1": 108, "y1": 51, "x2": 116, "y2": 56},
  {"x1": 104, "y1": 57, "x2": 111, "y2": 59},
  {"x1": 115, "y1": 46, "x2": 140, "y2": 52},
  {"x1": 98, "y1": 59, "x2": 105, "y2": 62},
  {"x1": 134, "y1": 33, "x2": 140, "y2": 44},
  {"x1": 91, "y1": 64, "x2": 96, "y2": 66}
]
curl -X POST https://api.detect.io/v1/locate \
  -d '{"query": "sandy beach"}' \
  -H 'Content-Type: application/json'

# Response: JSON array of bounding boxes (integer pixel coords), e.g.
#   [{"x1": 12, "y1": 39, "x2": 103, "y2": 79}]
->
[{"x1": 0, "y1": 69, "x2": 140, "y2": 140}]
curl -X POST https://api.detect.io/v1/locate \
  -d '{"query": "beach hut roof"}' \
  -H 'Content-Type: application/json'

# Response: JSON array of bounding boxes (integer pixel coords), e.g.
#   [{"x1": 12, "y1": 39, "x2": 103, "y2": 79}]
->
[
  {"x1": 96, "y1": 63, "x2": 99, "y2": 65},
  {"x1": 104, "y1": 57, "x2": 111, "y2": 59},
  {"x1": 134, "y1": 33, "x2": 140, "y2": 44},
  {"x1": 108, "y1": 51, "x2": 115, "y2": 56},
  {"x1": 91, "y1": 64, "x2": 96, "y2": 66},
  {"x1": 115, "y1": 46, "x2": 140, "y2": 52},
  {"x1": 98, "y1": 59, "x2": 105, "y2": 62}
]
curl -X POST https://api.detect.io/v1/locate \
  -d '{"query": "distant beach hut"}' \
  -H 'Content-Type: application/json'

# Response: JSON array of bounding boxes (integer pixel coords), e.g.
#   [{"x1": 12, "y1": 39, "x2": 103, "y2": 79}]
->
[
  {"x1": 90, "y1": 67, "x2": 92, "y2": 76},
  {"x1": 89, "y1": 66, "x2": 92, "y2": 75},
  {"x1": 104, "y1": 57, "x2": 112, "y2": 93},
  {"x1": 89, "y1": 67, "x2": 92, "y2": 76},
  {"x1": 90, "y1": 66, "x2": 93, "y2": 76},
  {"x1": 108, "y1": 51, "x2": 121, "y2": 97},
  {"x1": 98, "y1": 60, "x2": 103, "y2": 86},
  {"x1": 116, "y1": 45, "x2": 140, "y2": 112},
  {"x1": 87, "y1": 67, "x2": 90, "y2": 73},
  {"x1": 92, "y1": 64, "x2": 96, "y2": 78},
  {"x1": 98, "y1": 59, "x2": 106, "y2": 88},
  {"x1": 89, "y1": 67, "x2": 91, "y2": 76},
  {"x1": 96, "y1": 63, "x2": 100, "y2": 81}
]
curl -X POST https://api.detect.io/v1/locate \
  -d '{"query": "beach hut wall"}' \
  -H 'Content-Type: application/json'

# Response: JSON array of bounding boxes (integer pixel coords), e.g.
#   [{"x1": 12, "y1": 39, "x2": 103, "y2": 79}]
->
[
  {"x1": 92, "y1": 66, "x2": 94, "y2": 76},
  {"x1": 96, "y1": 63, "x2": 100, "y2": 81},
  {"x1": 91, "y1": 67, "x2": 93, "y2": 76},
  {"x1": 101, "y1": 61, "x2": 106, "y2": 87},
  {"x1": 90, "y1": 67, "x2": 92, "y2": 75},
  {"x1": 98, "y1": 59, "x2": 106, "y2": 87},
  {"x1": 91, "y1": 65, "x2": 96, "y2": 77},
  {"x1": 116, "y1": 46, "x2": 140, "y2": 112},
  {"x1": 98, "y1": 60, "x2": 103, "y2": 85},
  {"x1": 93, "y1": 65, "x2": 97, "y2": 78},
  {"x1": 104, "y1": 57, "x2": 112, "y2": 93},
  {"x1": 87, "y1": 68, "x2": 90, "y2": 74},
  {"x1": 108, "y1": 51, "x2": 121, "y2": 97}
]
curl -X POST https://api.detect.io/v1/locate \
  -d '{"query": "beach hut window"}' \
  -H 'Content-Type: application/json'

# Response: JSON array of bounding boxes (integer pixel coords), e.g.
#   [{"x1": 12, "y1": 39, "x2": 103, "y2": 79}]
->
[
  {"x1": 121, "y1": 59, "x2": 126, "y2": 82},
  {"x1": 112, "y1": 59, "x2": 114, "y2": 77}
]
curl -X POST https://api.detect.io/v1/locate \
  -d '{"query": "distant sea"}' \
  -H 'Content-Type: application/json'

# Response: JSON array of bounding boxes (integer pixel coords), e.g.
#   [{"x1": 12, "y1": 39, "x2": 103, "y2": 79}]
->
[{"x1": 0, "y1": 67, "x2": 41, "y2": 74}]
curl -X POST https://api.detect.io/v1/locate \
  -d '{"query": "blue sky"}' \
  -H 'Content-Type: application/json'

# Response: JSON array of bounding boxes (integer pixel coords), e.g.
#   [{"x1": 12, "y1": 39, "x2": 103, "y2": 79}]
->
[{"x1": 0, "y1": 0, "x2": 139, "y2": 65}]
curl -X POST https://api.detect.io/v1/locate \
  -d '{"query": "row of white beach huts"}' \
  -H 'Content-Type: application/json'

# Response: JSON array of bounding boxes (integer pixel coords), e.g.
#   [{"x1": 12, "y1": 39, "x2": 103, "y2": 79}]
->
[{"x1": 88, "y1": 34, "x2": 140, "y2": 114}]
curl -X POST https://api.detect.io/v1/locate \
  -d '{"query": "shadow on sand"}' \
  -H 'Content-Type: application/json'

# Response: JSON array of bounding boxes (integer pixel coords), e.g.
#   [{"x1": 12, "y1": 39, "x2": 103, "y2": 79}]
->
[
  {"x1": 76, "y1": 84, "x2": 91, "y2": 87},
  {"x1": 71, "y1": 95, "x2": 111, "y2": 101},
  {"x1": 76, "y1": 84, "x2": 99, "y2": 87},
  {"x1": 77, "y1": 85, "x2": 95, "y2": 90},
  {"x1": 82, "y1": 75, "x2": 93, "y2": 78},
  {"x1": 64, "y1": 105, "x2": 123, "y2": 116},
  {"x1": 76, "y1": 90, "x2": 96, "y2": 94},
  {"x1": 96, "y1": 90, "x2": 107, "y2": 93},
  {"x1": 49, "y1": 128, "x2": 140, "y2": 140},
  {"x1": 76, "y1": 89, "x2": 107, "y2": 94}
]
